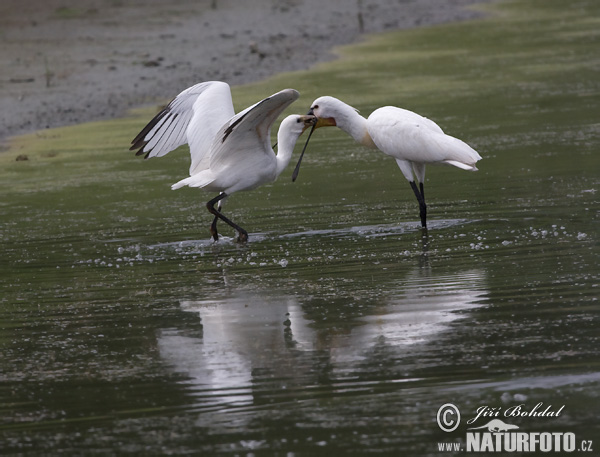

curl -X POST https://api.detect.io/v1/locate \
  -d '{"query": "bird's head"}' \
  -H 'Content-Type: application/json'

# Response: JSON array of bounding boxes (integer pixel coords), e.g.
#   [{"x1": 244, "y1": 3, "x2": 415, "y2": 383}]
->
[
  {"x1": 279, "y1": 114, "x2": 317, "y2": 138},
  {"x1": 298, "y1": 114, "x2": 319, "y2": 135},
  {"x1": 307, "y1": 96, "x2": 352, "y2": 128},
  {"x1": 278, "y1": 115, "x2": 317, "y2": 182}
]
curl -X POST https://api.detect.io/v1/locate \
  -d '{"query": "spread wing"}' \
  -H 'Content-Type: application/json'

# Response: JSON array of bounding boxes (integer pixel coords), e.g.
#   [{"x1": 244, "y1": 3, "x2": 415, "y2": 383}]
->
[
  {"x1": 130, "y1": 81, "x2": 235, "y2": 175},
  {"x1": 208, "y1": 89, "x2": 300, "y2": 170}
]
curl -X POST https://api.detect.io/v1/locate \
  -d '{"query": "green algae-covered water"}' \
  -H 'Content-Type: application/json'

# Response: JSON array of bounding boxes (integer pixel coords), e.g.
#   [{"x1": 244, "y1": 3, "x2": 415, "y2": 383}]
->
[{"x1": 1, "y1": 0, "x2": 599, "y2": 455}]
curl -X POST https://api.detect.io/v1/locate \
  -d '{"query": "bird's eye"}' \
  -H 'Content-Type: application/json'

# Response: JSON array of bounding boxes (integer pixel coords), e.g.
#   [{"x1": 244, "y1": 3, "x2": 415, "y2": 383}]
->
[
  {"x1": 296, "y1": 118, "x2": 301, "y2": 123},
  {"x1": 313, "y1": 105, "x2": 319, "y2": 110}
]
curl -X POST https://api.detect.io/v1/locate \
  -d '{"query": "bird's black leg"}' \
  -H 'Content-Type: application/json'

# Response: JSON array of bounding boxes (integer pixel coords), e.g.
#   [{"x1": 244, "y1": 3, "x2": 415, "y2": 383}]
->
[
  {"x1": 206, "y1": 193, "x2": 249, "y2": 242},
  {"x1": 209, "y1": 195, "x2": 224, "y2": 241},
  {"x1": 419, "y1": 181, "x2": 428, "y2": 230},
  {"x1": 409, "y1": 181, "x2": 427, "y2": 228},
  {"x1": 210, "y1": 215, "x2": 219, "y2": 241}
]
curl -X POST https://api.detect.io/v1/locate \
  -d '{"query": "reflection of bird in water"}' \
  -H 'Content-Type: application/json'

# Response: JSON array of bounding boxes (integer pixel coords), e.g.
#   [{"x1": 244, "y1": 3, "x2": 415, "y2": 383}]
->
[
  {"x1": 328, "y1": 268, "x2": 487, "y2": 369},
  {"x1": 156, "y1": 269, "x2": 486, "y2": 422},
  {"x1": 130, "y1": 81, "x2": 316, "y2": 242},
  {"x1": 157, "y1": 294, "x2": 317, "y2": 420},
  {"x1": 305, "y1": 96, "x2": 482, "y2": 228}
]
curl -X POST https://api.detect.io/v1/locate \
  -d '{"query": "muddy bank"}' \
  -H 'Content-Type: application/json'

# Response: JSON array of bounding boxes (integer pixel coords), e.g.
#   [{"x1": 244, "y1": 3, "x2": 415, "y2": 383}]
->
[{"x1": 0, "y1": 0, "x2": 492, "y2": 143}]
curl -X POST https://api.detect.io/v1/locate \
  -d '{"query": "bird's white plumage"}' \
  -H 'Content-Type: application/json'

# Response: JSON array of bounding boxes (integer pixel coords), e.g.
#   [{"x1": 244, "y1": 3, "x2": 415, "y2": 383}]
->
[
  {"x1": 131, "y1": 81, "x2": 312, "y2": 241},
  {"x1": 367, "y1": 106, "x2": 481, "y2": 178},
  {"x1": 308, "y1": 95, "x2": 482, "y2": 228},
  {"x1": 171, "y1": 89, "x2": 301, "y2": 194},
  {"x1": 132, "y1": 81, "x2": 300, "y2": 193},
  {"x1": 186, "y1": 82, "x2": 235, "y2": 175},
  {"x1": 131, "y1": 81, "x2": 235, "y2": 175},
  {"x1": 309, "y1": 96, "x2": 481, "y2": 182}
]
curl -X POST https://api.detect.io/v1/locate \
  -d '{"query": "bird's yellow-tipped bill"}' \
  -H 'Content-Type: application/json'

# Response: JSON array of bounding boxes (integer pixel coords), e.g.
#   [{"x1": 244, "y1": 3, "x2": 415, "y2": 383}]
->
[
  {"x1": 299, "y1": 115, "x2": 317, "y2": 133},
  {"x1": 315, "y1": 117, "x2": 337, "y2": 128},
  {"x1": 292, "y1": 115, "x2": 318, "y2": 182},
  {"x1": 306, "y1": 107, "x2": 337, "y2": 128}
]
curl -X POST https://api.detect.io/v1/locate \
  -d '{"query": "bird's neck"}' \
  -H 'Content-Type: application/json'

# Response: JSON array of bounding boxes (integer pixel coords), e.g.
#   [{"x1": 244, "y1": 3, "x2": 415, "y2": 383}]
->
[
  {"x1": 275, "y1": 130, "x2": 299, "y2": 177},
  {"x1": 335, "y1": 106, "x2": 376, "y2": 149}
]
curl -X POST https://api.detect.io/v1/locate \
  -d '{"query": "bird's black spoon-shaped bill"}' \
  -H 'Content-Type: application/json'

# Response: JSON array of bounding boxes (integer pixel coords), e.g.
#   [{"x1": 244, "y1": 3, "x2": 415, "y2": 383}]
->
[{"x1": 292, "y1": 121, "x2": 317, "y2": 182}]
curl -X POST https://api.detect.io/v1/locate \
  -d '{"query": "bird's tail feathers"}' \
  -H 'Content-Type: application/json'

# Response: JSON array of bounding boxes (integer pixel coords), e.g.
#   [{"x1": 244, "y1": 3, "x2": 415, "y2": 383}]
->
[
  {"x1": 443, "y1": 160, "x2": 479, "y2": 171},
  {"x1": 441, "y1": 137, "x2": 481, "y2": 171},
  {"x1": 171, "y1": 171, "x2": 215, "y2": 190}
]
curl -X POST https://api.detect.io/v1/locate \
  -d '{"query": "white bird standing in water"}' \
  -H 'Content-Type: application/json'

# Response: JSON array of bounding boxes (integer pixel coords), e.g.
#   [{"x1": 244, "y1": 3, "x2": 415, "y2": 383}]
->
[
  {"x1": 300, "y1": 96, "x2": 482, "y2": 228},
  {"x1": 130, "y1": 81, "x2": 316, "y2": 242}
]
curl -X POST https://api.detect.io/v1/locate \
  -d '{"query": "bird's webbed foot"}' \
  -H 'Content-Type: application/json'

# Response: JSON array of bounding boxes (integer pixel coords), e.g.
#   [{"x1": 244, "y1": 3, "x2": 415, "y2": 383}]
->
[{"x1": 236, "y1": 230, "x2": 249, "y2": 243}]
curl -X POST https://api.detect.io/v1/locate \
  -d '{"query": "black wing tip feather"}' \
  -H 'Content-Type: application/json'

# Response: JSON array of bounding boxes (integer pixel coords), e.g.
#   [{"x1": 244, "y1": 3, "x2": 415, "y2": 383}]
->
[
  {"x1": 129, "y1": 105, "x2": 174, "y2": 157},
  {"x1": 130, "y1": 138, "x2": 146, "y2": 152},
  {"x1": 222, "y1": 110, "x2": 250, "y2": 143},
  {"x1": 131, "y1": 109, "x2": 167, "y2": 140},
  {"x1": 130, "y1": 139, "x2": 149, "y2": 156},
  {"x1": 130, "y1": 141, "x2": 152, "y2": 159},
  {"x1": 132, "y1": 143, "x2": 148, "y2": 155},
  {"x1": 222, "y1": 96, "x2": 273, "y2": 143}
]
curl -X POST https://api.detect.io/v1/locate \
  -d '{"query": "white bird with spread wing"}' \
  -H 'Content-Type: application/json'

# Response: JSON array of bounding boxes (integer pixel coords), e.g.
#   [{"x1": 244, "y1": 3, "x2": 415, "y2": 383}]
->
[
  {"x1": 130, "y1": 81, "x2": 316, "y2": 242},
  {"x1": 303, "y1": 96, "x2": 482, "y2": 228}
]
